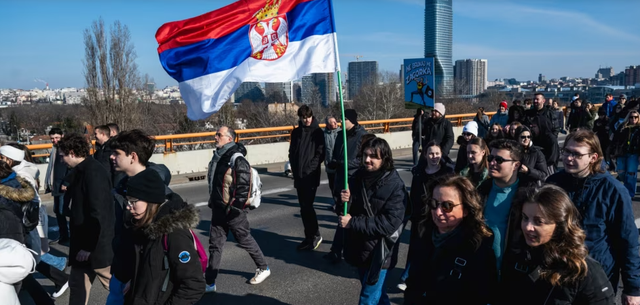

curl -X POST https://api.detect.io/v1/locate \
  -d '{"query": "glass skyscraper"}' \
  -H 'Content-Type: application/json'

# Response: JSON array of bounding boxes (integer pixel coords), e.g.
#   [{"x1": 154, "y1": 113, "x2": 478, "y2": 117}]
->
[{"x1": 424, "y1": 0, "x2": 453, "y2": 96}]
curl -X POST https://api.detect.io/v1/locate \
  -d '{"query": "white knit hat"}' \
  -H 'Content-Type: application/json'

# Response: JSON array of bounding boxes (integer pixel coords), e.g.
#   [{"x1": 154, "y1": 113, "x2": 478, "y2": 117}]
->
[
  {"x1": 463, "y1": 121, "x2": 479, "y2": 136},
  {"x1": 433, "y1": 103, "x2": 446, "y2": 116},
  {"x1": 0, "y1": 146, "x2": 24, "y2": 162}
]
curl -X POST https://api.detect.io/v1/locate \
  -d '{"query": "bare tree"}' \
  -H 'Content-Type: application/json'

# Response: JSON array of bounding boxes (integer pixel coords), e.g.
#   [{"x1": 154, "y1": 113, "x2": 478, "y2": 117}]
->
[
  {"x1": 352, "y1": 72, "x2": 411, "y2": 121},
  {"x1": 82, "y1": 18, "x2": 142, "y2": 131}
]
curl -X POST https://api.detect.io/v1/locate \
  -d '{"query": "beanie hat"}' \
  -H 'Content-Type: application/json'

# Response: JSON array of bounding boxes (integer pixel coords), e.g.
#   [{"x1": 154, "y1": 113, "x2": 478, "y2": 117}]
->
[
  {"x1": 434, "y1": 103, "x2": 446, "y2": 116},
  {"x1": 344, "y1": 109, "x2": 358, "y2": 125},
  {"x1": 500, "y1": 101, "x2": 508, "y2": 109},
  {"x1": 463, "y1": 121, "x2": 478, "y2": 136},
  {"x1": 126, "y1": 168, "x2": 166, "y2": 204},
  {"x1": 0, "y1": 146, "x2": 24, "y2": 162}
]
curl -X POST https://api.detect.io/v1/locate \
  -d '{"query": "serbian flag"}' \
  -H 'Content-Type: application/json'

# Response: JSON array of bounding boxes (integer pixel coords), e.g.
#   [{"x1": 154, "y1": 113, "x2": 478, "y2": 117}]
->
[{"x1": 156, "y1": 0, "x2": 339, "y2": 120}]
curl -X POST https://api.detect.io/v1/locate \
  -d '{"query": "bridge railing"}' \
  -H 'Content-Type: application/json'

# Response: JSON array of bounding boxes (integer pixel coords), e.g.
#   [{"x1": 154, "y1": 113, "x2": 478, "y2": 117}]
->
[{"x1": 28, "y1": 104, "x2": 588, "y2": 159}]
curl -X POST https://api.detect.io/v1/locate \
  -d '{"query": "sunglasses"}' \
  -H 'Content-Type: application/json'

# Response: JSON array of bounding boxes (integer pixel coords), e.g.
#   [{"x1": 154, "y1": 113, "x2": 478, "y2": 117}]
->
[
  {"x1": 631, "y1": 116, "x2": 639, "y2": 119},
  {"x1": 463, "y1": 132, "x2": 474, "y2": 137},
  {"x1": 520, "y1": 135, "x2": 531, "y2": 139},
  {"x1": 426, "y1": 198, "x2": 461, "y2": 213},
  {"x1": 488, "y1": 154, "x2": 517, "y2": 164}
]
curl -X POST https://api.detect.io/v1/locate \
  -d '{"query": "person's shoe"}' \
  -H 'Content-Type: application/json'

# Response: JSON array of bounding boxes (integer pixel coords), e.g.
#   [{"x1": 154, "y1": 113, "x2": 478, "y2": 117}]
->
[
  {"x1": 250, "y1": 267, "x2": 271, "y2": 285},
  {"x1": 296, "y1": 239, "x2": 312, "y2": 251},
  {"x1": 397, "y1": 281, "x2": 407, "y2": 291},
  {"x1": 57, "y1": 237, "x2": 70, "y2": 245},
  {"x1": 322, "y1": 251, "x2": 341, "y2": 264},
  {"x1": 205, "y1": 283, "x2": 216, "y2": 293},
  {"x1": 52, "y1": 281, "x2": 69, "y2": 298},
  {"x1": 311, "y1": 235, "x2": 322, "y2": 250}
]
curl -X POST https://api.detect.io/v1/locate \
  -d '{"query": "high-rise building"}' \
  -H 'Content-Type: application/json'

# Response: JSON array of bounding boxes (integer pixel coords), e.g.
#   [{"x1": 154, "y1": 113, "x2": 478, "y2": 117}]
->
[
  {"x1": 595, "y1": 67, "x2": 614, "y2": 79},
  {"x1": 347, "y1": 61, "x2": 378, "y2": 100},
  {"x1": 234, "y1": 82, "x2": 264, "y2": 102},
  {"x1": 538, "y1": 74, "x2": 546, "y2": 83},
  {"x1": 625, "y1": 66, "x2": 640, "y2": 87},
  {"x1": 301, "y1": 73, "x2": 335, "y2": 107},
  {"x1": 454, "y1": 59, "x2": 487, "y2": 96},
  {"x1": 425, "y1": 0, "x2": 453, "y2": 96},
  {"x1": 265, "y1": 81, "x2": 293, "y2": 102}
]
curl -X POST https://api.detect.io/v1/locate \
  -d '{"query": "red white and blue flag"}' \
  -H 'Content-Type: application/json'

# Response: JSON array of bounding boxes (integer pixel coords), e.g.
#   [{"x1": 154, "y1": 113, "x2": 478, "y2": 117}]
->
[{"x1": 156, "y1": 0, "x2": 339, "y2": 120}]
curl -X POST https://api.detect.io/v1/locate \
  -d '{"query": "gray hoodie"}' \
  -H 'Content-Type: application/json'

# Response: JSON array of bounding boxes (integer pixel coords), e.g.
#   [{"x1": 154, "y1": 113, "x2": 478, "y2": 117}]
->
[{"x1": 324, "y1": 127, "x2": 341, "y2": 174}]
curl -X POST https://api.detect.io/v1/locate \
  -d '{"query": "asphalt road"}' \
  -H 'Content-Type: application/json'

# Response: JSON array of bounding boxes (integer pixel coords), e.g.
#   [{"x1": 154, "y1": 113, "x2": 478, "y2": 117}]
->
[{"x1": 23, "y1": 142, "x2": 640, "y2": 305}]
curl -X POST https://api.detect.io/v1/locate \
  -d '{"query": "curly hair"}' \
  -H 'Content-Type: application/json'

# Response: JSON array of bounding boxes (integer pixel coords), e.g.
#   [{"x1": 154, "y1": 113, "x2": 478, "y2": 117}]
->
[
  {"x1": 420, "y1": 175, "x2": 492, "y2": 250},
  {"x1": 513, "y1": 185, "x2": 588, "y2": 286},
  {"x1": 57, "y1": 133, "x2": 90, "y2": 158}
]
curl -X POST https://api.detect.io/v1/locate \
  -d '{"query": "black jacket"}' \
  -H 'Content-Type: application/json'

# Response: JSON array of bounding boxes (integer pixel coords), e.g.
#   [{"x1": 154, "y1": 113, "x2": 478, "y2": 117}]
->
[
  {"x1": 289, "y1": 118, "x2": 325, "y2": 188},
  {"x1": 207, "y1": 143, "x2": 251, "y2": 211},
  {"x1": 537, "y1": 105, "x2": 560, "y2": 135},
  {"x1": 421, "y1": 117, "x2": 454, "y2": 157},
  {"x1": 93, "y1": 139, "x2": 114, "y2": 180},
  {"x1": 567, "y1": 106, "x2": 589, "y2": 130},
  {"x1": 343, "y1": 169, "x2": 406, "y2": 269},
  {"x1": 331, "y1": 124, "x2": 367, "y2": 203},
  {"x1": 123, "y1": 196, "x2": 205, "y2": 305},
  {"x1": 411, "y1": 113, "x2": 423, "y2": 141},
  {"x1": 524, "y1": 110, "x2": 559, "y2": 166},
  {"x1": 508, "y1": 105, "x2": 526, "y2": 124},
  {"x1": 520, "y1": 144, "x2": 548, "y2": 182},
  {"x1": 612, "y1": 125, "x2": 640, "y2": 156},
  {"x1": 409, "y1": 161, "x2": 453, "y2": 222},
  {"x1": 66, "y1": 157, "x2": 115, "y2": 269},
  {"x1": 593, "y1": 117, "x2": 610, "y2": 145},
  {"x1": 404, "y1": 226, "x2": 497, "y2": 305},
  {"x1": 454, "y1": 135, "x2": 470, "y2": 173},
  {"x1": 501, "y1": 248, "x2": 614, "y2": 305}
]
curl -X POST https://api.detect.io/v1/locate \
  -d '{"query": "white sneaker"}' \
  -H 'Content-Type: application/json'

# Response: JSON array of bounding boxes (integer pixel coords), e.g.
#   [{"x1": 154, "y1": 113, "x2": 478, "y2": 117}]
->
[
  {"x1": 250, "y1": 267, "x2": 271, "y2": 285},
  {"x1": 205, "y1": 283, "x2": 216, "y2": 293},
  {"x1": 397, "y1": 282, "x2": 407, "y2": 291},
  {"x1": 52, "y1": 281, "x2": 69, "y2": 298}
]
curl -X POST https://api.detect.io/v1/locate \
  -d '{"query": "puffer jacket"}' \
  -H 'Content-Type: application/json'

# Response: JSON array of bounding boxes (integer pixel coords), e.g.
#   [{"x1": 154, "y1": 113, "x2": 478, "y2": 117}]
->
[
  {"x1": 520, "y1": 143, "x2": 548, "y2": 182},
  {"x1": 501, "y1": 247, "x2": 614, "y2": 305},
  {"x1": 0, "y1": 239, "x2": 36, "y2": 305},
  {"x1": 491, "y1": 110, "x2": 509, "y2": 127},
  {"x1": 122, "y1": 195, "x2": 205, "y2": 305},
  {"x1": 546, "y1": 171, "x2": 640, "y2": 296},
  {"x1": 207, "y1": 143, "x2": 251, "y2": 211},
  {"x1": 454, "y1": 135, "x2": 470, "y2": 173},
  {"x1": 324, "y1": 127, "x2": 341, "y2": 174},
  {"x1": 289, "y1": 117, "x2": 325, "y2": 188},
  {"x1": 0, "y1": 173, "x2": 36, "y2": 225},
  {"x1": 343, "y1": 169, "x2": 406, "y2": 269},
  {"x1": 421, "y1": 117, "x2": 454, "y2": 157},
  {"x1": 404, "y1": 225, "x2": 497, "y2": 305}
]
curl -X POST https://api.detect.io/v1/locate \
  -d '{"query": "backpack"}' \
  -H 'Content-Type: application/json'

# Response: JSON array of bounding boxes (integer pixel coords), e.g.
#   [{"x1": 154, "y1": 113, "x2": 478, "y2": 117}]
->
[
  {"x1": 21, "y1": 199, "x2": 40, "y2": 232},
  {"x1": 162, "y1": 229, "x2": 208, "y2": 273},
  {"x1": 229, "y1": 152, "x2": 262, "y2": 209}
]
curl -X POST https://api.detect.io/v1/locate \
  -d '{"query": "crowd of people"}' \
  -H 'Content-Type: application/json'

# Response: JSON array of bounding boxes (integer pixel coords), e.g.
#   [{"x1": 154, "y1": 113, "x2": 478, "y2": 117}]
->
[{"x1": 0, "y1": 94, "x2": 639, "y2": 305}]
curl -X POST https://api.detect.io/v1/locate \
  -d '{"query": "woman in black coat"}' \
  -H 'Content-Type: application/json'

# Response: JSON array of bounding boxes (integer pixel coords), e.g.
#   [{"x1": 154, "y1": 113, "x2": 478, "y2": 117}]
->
[
  {"x1": 514, "y1": 126, "x2": 548, "y2": 183},
  {"x1": 501, "y1": 185, "x2": 614, "y2": 305},
  {"x1": 117, "y1": 169, "x2": 205, "y2": 305},
  {"x1": 404, "y1": 175, "x2": 497, "y2": 305}
]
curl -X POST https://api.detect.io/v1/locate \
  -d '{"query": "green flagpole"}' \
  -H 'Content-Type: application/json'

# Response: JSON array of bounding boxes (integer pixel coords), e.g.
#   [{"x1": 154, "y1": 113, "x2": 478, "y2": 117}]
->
[{"x1": 336, "y1": 72, "x2": 348, "y2": 216}]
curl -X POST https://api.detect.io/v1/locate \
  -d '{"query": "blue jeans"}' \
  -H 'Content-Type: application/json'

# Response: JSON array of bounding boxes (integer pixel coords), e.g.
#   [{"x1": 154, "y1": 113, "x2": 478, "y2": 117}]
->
[
  {"x1": 357, "y1": 268, "x2": 390, "y2": 305},
  {"x1": 617, "y1": 154, "x2": 639, "y2": 198},
  {"x1": 106, "y1": 276, "x2": 126, "y2": 305}
]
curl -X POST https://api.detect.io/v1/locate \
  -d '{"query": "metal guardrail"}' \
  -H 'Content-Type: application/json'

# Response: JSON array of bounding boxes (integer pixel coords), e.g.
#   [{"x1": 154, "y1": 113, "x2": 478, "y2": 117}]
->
[{"x1": 26, "y1": 104, "x2": 591, "y2": 158}]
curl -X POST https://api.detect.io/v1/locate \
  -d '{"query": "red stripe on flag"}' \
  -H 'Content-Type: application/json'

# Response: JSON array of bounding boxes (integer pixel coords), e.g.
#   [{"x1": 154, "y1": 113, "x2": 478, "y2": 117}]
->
[{"x1": 156, "y1": 0, "x2": 315, "y2": 54}]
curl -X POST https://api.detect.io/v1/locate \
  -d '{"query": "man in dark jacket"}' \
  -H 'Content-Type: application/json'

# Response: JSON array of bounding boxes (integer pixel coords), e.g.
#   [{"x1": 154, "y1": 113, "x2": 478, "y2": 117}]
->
[
  {"x1": 422, "y1": 103, "x2": 454, "y2": 162},
  {"x1": 524, "y1": 95, "x2": 559, "y2": 176},
  {"x1": 411, "y1": 109, "x2": 424, "y2": 165},
  {"x1": 325, "y1": 109, "x2": 367, "y2": 262},
  {"x1": 92, "y1": 125, "x2": 114, "y2": 179},
  {"x1": 57, "y1": 133, "x2": 114, "y2": 305},
  {"x1": 338, "y1": 138, "x2": 406, "y2": 304},
  {"x1": 45, "y1": 127, "x2": 70, "y2": 244},
  {"x1": 477, "y1": 139, "x2": 538, "y2": 270},
  {"x1": 546, "y1": 130, "x2": 640, "y2": 304},
  {"x1": 533, "y1": 93, "x2": 560, "y2": 136},
  {"x1": 289, "y1": 105, "x2": 325, "y2": 251},
  {"x1": 205, "y1": 126, "x2": 269, "y2": 292}
]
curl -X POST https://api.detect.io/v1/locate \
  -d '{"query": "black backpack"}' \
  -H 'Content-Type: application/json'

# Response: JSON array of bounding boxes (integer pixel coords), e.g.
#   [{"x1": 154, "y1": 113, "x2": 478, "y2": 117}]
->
[{"x1": 21, "y1": 199, "x2": 39, "y2": 232}]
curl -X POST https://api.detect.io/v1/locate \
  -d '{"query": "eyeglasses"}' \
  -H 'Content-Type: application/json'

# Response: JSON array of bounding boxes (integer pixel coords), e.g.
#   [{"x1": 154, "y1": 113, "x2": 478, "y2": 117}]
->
[
  {"x1": 487, "y1": 154, "x2": 517, "y2": 164},
  {"x1": 463, "y1": 132, "x2": 474, "y2": 137},
  {"x1": 561, "y1": 149, "x2": 592, "y2": 160},
  {"x1": 426, "y1": 198, "x2": 461, "y2": 213},
  {"x1": 520, "y1": 136, "x2": 531, "y2": 139},
  {"x1": 126, "y1": 199, "x2": 139, "y2": 208},
  {"x1": 215, "y1": 133, "x2": 227, "y2": 138}
]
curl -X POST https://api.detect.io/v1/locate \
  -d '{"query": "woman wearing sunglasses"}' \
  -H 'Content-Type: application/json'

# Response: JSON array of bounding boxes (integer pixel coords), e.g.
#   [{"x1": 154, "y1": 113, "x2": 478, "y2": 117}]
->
[
  {"x1": 500, "y1": 185, "x2": 614, "y2": 304},
  {"x1": 611, "y1": 109, "x2": 640, "y2": 197},
  {"x1": 514, "y1": 126, "x2": 548, "y2": 183},
  {"x1": 404, "y1": 175, "x2": 497, "y2": 305},
  {"x1": 460, "y1": 137, "x2": 490, "y2": 187},
  {"x1": 113, "y1": 168, "x2": 205, "y2": 305}
]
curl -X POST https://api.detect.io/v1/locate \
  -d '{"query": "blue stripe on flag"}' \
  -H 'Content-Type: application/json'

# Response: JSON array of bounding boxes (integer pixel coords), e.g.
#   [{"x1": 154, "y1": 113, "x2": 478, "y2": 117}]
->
[{"x1": 160, "y1": 0, "x2": 334, "y2": 83}]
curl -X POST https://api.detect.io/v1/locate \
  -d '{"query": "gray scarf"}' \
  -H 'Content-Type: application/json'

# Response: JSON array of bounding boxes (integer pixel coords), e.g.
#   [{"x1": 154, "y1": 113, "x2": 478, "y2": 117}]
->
[{"x1": 207, "y1": 142, "x2": 235, "y2": 194}]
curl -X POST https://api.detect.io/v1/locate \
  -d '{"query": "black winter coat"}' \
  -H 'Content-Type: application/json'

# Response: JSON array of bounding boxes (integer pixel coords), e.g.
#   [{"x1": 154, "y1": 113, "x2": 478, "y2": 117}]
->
[
  {"x1": 593, "y1": 117, "x2": 610, "y2": 146},
  {"x1": 93, "y1": 139, "x2": 114, "y2": 181},
  {"x1": 207, "y1": 143, "x2": 251, "y2": 211},
  {"x1": 331, "y1": 124, "x2": 367, "y2": 203},
  {"x1": 404, "y1": 226, "x2": 497, "y2": 305},
  {"x1": 501, "y1": 248, "x2": 614, "y2": 305},
  {"x1": 508, "y1": 105, "x2": 526, "y2": 124},
  {"x1": 567, "y1": 106, "x2": 589, "y2": 130},
  {"x1": 524, "y1": 110, "x2": 559, "y2": 166},
  {"x1": 409, "y1": 161, "x2": 453, "y2": 222},
  {"x1": 454, "y1": 135, "x2": 470, "y2": 173},
  {"x1": 411, "y1": 113, "x2": 423, "y2": 141},
  {"x1": 123, "y1": 197, "x2": 205, "y2": 305},
  {"x1": 66, "y1": 157, "x2": 115, "y2": 269},
  {"x1": 344, "y1": 169, "x2": 406, "y2": 269},
  {"x1": 520, "y1": 144, "x2": 548, "y2": 182},
  {"x1": 612, "y1": 125, "x2": 640, "y2": 156},
  {"x1": 289, "y1": 118, "x2": 325, "y2": 188},
  {"x1": 421, "y1": 117, "x2": 454, "y2": 157}
]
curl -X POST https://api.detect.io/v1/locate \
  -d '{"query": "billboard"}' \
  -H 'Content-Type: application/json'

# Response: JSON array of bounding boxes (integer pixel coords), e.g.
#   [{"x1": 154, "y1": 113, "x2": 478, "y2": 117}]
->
[{"x1": 404, "y1": 58, "x2": 435, "y2": 110}]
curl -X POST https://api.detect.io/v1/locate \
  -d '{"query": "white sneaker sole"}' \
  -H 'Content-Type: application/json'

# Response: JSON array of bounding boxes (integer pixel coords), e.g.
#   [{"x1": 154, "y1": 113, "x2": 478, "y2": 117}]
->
[
  {"x1": 250, "y1": 269, "x2": 271, "y2": 285},
  {"x1": 52, "y1": 282, "x2": 69, "y2": 298}
]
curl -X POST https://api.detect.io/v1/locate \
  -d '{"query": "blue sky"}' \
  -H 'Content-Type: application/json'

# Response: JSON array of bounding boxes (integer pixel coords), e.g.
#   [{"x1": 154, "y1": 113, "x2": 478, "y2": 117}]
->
[{"x1": 1, "y1": 0, "x2": 640, "y2": 89}]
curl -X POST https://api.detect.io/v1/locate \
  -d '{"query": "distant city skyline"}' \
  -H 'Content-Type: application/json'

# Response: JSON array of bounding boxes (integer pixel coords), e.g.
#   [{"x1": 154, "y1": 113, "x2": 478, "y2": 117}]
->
[{"x1": 2, "y1": 0, "x2": 640, "y2": 89}]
